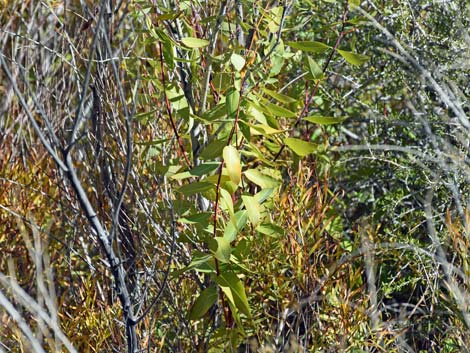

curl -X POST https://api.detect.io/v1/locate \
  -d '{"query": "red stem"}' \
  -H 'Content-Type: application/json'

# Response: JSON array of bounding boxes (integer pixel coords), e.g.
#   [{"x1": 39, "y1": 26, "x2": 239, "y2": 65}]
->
[{"x1": 274, "y1": 4, "x2": 352, "y2": 161}]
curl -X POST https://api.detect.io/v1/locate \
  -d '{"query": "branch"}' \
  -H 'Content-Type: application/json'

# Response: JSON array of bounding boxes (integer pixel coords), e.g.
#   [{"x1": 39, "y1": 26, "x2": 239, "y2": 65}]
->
[{"x1": 0, "y1": 53, "x2": 68, "y2": 172}]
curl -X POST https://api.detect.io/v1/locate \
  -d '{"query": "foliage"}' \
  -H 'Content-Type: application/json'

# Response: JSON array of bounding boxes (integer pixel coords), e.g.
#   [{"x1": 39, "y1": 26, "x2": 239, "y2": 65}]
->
[{"x1": 0, "y1": 0, "x2": 469, "y2": 352}]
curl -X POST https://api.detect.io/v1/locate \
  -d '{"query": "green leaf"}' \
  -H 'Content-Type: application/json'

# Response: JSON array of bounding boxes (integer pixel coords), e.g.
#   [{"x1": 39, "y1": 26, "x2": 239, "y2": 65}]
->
[
  {"x1": 222, "y1": 180, "x2": 239, "y2": 195},
  {"x1": 199, "y1": 139, "x2": 226, "y2": 160},
  {"x1": 304, "y1": 115, "x2": 347, "y2": 125},
  {"x1": 171, "y1": 162, "x2": 219, "y2": 180},
  {"x1": 215, "y1": 271, "x2": 251, "y2": 317},
  {"x1": 178, "y1": 212, "x2": 211, "y2": 226},
  {"x1": 349, "y1": 0, "x2": 360, "y2": 8},
  {"x1": 247, "y1": 102, "x2": 267, "y2": 124},
  {"x1": 340, "y1": 239, "x2": 353, "y2": 252},
  {"x1": 230, "y1": 53, "x2": 246, "y2": 72},
  {"x1": 325, "y1": 214, "x2": 344, "y2": 240},
  {"x1": 337, "y1": 49, "x2": 370, "y2": 66},
  {"x1": 287, "y1": 41, "x2": 331, "y2": 53},
  {"x1": 177, "y1": 182, "x2": 213, "y2": 195},
  {"x1": 257, "y1": 223, "x2": 284, "y2": 238},
  {"x1": 265, "y1": 102, "x2": 296, "y2": 118},
  {"x1": 155, "y1": 12, "x2": 180, "y2": 21},
  {"x1": 254, "y1": 188, "x2": 275, "y2": 204},
  {"x1": 134, "y1": 109, "x2": 159, "y2": 124},
  {"x1": 249, "y1": 123, "x2": 284, "y2": 136},
  {"x1": 181, "y1": 37, "x2": 210, "y2": 48},
  {"x1": 162, "y1": 39, "x2": 175, "y2": 70},
  {"x1": 285, "y1": 137, "x2": 316, "y2": 157},
  {"x1": 189, "y1": 286, "x2": 218, "y2": 320},
  {"x1": 226, "y1": 88, "x2": 240, "y2": 118},
  {"x1": 262, "y1": 88, "x2": 297, "y2": 104},
  {"x1": 209, "y1": 237, "x2": 232, "y2": 263},
  {"x1": 199, "y1": 103, "x2": 226, "y2": 122},
  {"x1": 223, "y1": 146, "x2": 241, "y2": 185},
  {"x1": 172, "y1": 252, "x2": 214, "y2": 277},
  {"x1": 224, "y1": 210, "x2": 248, "y2": 242},
  {"x1": 242, "y1": 195, "x2": 261, "y2": 225},
  {"x1": 220, "y1": 188, "x2": 236, "y2": 226},
  {"x1": 244, "y1": 169, "x2": 280, "y2": 188},
  {"x1": 307, "y1": 56, "x2": 324, "y2": 80},
  {"x1": 205, "y1": 174, "x2": 230, "y2": 185}
]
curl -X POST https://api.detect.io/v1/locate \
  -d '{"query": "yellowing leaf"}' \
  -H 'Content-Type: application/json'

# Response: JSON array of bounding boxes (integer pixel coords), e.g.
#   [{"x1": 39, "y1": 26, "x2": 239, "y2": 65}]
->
[
  {"x1": 285, "y1": 137, "x2": 316, "y2": 157},
  {"x1": 304, "y1": 115, "x2": 347, "y2": 125},
  {"x1": 244, "y1": 169, "x2": 280, "y2": 188},
  {"x1": 181, "y1": 37, "x2": 210, "y2": 48},
  {"x1": 223, "y1": 146, "x2": 241, "y2": 185},
  {"x1": 337, "y1": 49, "x2": 370, "y2": 66},
  {"x1": 250, "y1": 123, "x2": 284, "y2": 135}
]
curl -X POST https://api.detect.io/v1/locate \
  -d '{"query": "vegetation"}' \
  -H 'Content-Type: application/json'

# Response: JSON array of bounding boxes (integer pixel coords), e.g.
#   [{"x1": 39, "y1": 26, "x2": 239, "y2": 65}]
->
[{"x1": 0, "y1": 0, "x2": 469, "y2": 352}]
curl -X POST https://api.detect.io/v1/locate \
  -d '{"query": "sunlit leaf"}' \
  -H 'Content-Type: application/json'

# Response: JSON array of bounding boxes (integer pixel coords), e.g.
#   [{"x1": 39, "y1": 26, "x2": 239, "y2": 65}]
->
[
  {"x1": 249, "y1": 123, "x2": 284, "y2": 135},
  {"x1": 285, "y1": 137, "x2": 316, "y2": 157},
  {"x1": 304, "y1": 115, "x2": 347, "y2": 125},
  {"x1": 254, "y1": 188, "x2": 275, "y2": 204},
  {"x1": 242, "y1": 195, "x2": 261, "y2": 225},
  {"x1": 349, "y1": 0, "x2": 360, "y2": 8},
  {"x1": 337, "y1": 49, "x2": 370, "y2": 66},
  {"x1": 262, "y1": 88, "x2": 297, "y2": 104},
  {"x1": 209, "y1": 237, "x2": 232, "y2": 263},
  {"x1": 181, "y1": 37, "x2": 210, "y2": 48},
  {"x1": 247, "y1": 102, "x2": 268, "y2": 124},
  {"x1": 230, "y1": 53, "x2": 246, "y2": 71},
  {"x1": 223, "y1": 146, "x2": 241, "y2": 185},
  {"x1": 265, "y1": 102, "x2": 296, "y2": 118},
  {"x1": 307, "y1": 56, "x2": 324, "y2": 79},
  {"x1": 244, "y1": 169, "x2": 280, "y2": 188},
  {"x1": 204, "y1": 174, "x2": 230, "y2": 184},
  {"x1": 341, "y1": 239, "x2": 353, "y2": 252},
  {"x1": 224, "y1": 210, "x2": 248, "y2": 242},
  {"x1": 222, "y1": 180, "x2": 238, "y2": 195}
]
